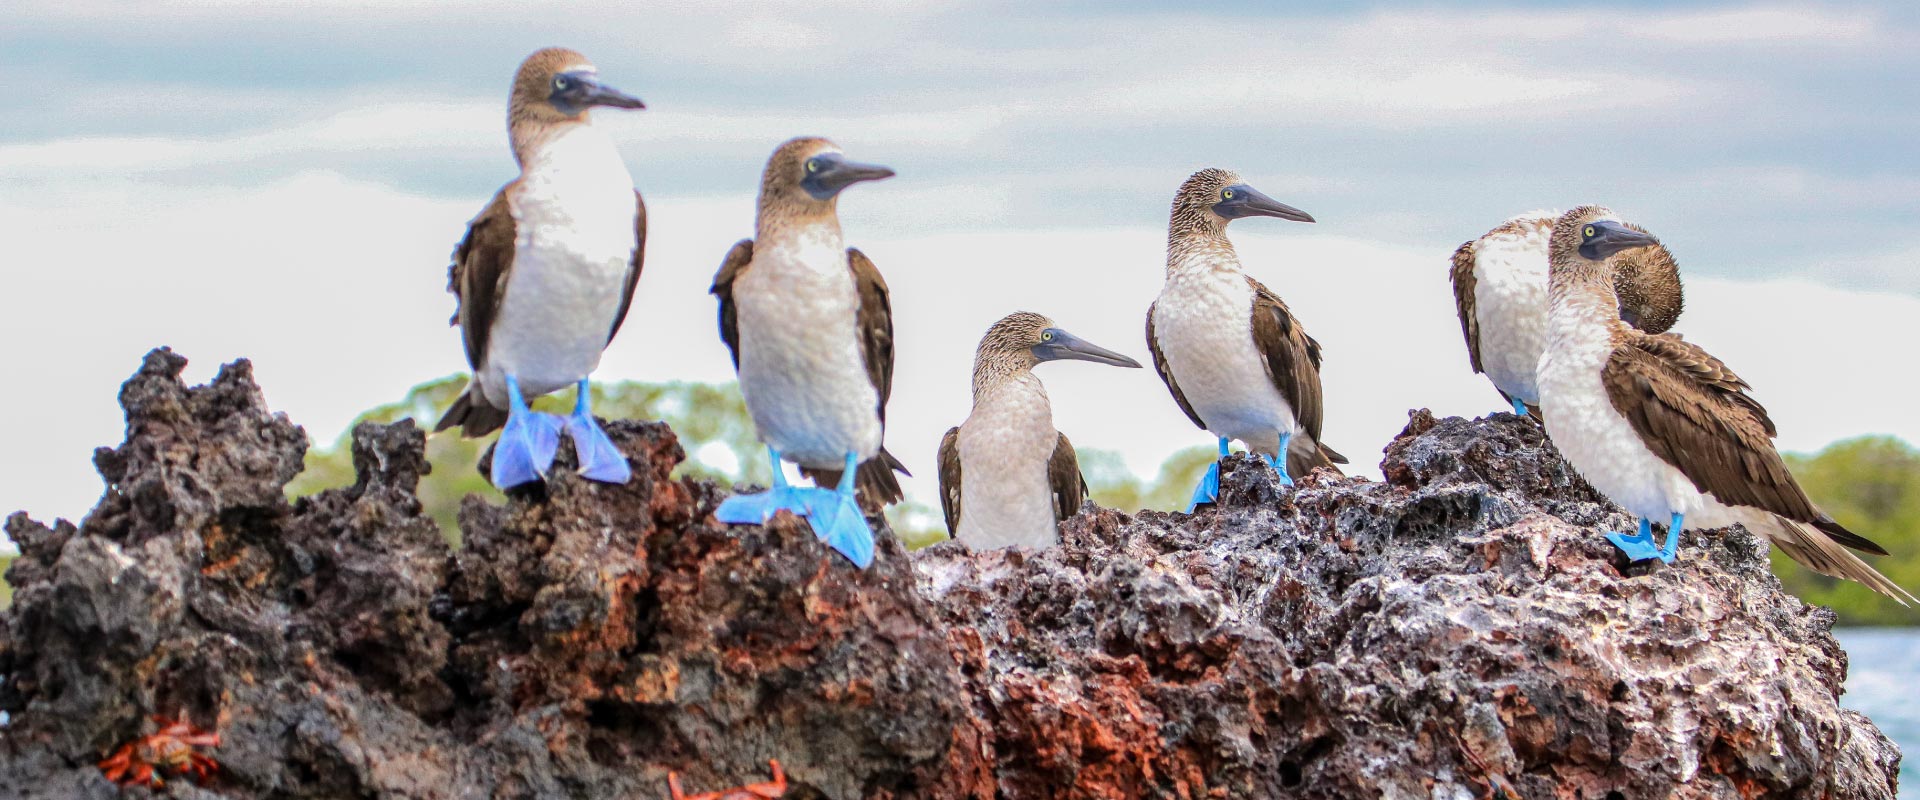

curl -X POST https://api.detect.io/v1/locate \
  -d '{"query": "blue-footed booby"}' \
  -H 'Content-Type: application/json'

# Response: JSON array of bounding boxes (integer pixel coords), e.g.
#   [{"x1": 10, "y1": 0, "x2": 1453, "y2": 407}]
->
[
  {"x1": 1450, "y1": 211, "x2": 1683, "y2": 417},
  {"x1": 1146, "y1": 169, "x2": 1347, "y2": 511},
  {"x1": 435, "y1": 47, "x2": 648, "y2": 489},
  {"x1": 1538, "y1": 206, "x2": 1913, "y2": 604},
  {"x1": 709, "y1": 137, "x2": 907, "y2": 569},
  {"x1": 937, "y1": 312, "x2": 1142, "y2": 549}
]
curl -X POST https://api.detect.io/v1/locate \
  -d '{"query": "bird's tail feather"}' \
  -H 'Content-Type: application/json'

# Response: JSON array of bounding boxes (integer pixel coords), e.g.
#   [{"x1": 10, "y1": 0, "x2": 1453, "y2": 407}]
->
[
  {"x1": 802, "y1": 448, "x2": 910, "y2": 513},
  {"x1": 1286, "y1": 435, "x2": 1347, "y2": 479},
  {"x1": 1761, "y1": 515, "x2": 1914, "y2": 606},
  {"x1": 1811, "y1": 516, "x2": 1892, "y2": 556},
  {"x1": 435, "y1": 388, "x2": 509, "y2": 438}
]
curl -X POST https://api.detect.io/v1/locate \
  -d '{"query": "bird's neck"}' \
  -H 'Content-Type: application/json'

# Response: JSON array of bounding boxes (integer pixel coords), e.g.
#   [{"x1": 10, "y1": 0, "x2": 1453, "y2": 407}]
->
[
  {"x1": 1166, "y1": 226, "x2": 1240, "y2": 278},
  {"x1": 513, "y1": 119, "x2": 615, "y2": 173},
  {"x1": 757, "y1": 213, "x2": 844, "y2": 264},
  {"x1": 757, "y1": 206, "x2": 843, "y2": 250},
  {"x1": 971, "y1": 366, "x2": 1051, "y2": 416},
  {"x1": 1547, "y1": 257, "x2": 1628, "y2": 347}
]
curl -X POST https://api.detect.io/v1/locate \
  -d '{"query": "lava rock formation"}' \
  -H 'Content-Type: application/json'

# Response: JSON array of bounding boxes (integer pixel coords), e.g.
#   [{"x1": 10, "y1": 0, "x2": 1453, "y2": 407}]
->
[{"x1": 0, "y1": 350, "x2": 1901, "y2": 799}]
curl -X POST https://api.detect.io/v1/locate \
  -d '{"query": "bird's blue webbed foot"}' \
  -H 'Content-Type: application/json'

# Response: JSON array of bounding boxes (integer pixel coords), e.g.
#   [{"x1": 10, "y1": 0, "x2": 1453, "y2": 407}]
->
[
  {"x1": 491, "y1": 375, "x2": 563, "y2": 489},
  {"x1": 1265, "y1": 432, "x2": 1294, "y2": 486},
  {"x1": 1510, "y1": 397, "x2": 1530, "y2": 417},
  {"x1": 716, "y1": 447, "x2": 812, "y2": 524},
  {"x1": 803, "y1": 453, "x2": 874, "y2": 568},
  {"x1": 1186, "y1": 437, "x2": 1230, "y2": 513},
  {"x1": 1606, "y1": 517, "x2": 1666, "y2": 563},
  {"x1": 563, "y1": 379, "x2": 630, "y2": 484},
  {"x1": 1657, "y1": 513, "x2": 1683, "y2": 564}
]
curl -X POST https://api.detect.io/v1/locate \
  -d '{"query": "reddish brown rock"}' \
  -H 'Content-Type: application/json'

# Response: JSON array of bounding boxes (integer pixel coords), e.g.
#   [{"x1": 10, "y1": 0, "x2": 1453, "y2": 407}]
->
[{"x1": 0, "y1": 352, "x2": 1902, "y2": 799}]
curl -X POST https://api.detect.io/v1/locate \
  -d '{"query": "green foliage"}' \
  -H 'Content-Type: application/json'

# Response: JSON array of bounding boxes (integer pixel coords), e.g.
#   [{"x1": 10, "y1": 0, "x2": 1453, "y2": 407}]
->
[
  {"x1": 889, "y1": 500, "x2": 950, "y2": 551},
  {"x1": 287, "y1": 375, "x2": 769, "y2": 544},
  {"x1": 1, "y1": 554, "x2": 12, "y2": 609},
  {"x1": 1082, "y1": 445, "x2": 1218, "y2": 514},
  {"x1": 1776, "y1": 436, "x2": 1920, "y2": 626}
]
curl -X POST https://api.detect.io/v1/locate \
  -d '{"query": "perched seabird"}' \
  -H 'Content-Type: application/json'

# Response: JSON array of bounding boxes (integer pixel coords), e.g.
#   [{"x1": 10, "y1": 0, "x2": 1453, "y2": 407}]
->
[
  {"x1": 1450, "y1": 211, "x2": 1683, "y2": 417},
  {"x1": 709, "y1": 137, "x2": 907, "y2": 568},
  {"x1": 937, "y1": 312, "x2": 1142, "y2": 549},
  {"x1": 1146, "y1": 168, "x2": 1347, "y2": 511},
  {"x1": 435, "y1": 47, "x2": 648, "y2": 489},
  {"x1": 1537, "y1": 206, "x2": 1913, "y2": 603}
]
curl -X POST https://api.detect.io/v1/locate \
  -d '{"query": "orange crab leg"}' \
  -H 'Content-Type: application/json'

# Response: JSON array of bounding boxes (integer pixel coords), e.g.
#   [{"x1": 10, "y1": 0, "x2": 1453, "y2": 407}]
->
[{"x1": 738, "y1": 759, "x2": 787, "y2": 798}]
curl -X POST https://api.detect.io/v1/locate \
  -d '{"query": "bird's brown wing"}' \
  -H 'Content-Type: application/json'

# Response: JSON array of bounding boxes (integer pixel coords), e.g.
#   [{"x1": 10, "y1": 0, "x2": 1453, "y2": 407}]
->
[
  {"x1": 606, "y1": 189, "x2": 648, "y2": 344},
  {"x1": 1146, "y1": 302, "x2": 1207, "y2": 431},
  {"x1": 708, "y1": 239, "x2": 755, "y2": 369},
  {"x1": 847, "y1": 248, "x2": 896, "y2": 422},
  {"x1": 1049, "y1": 432, "x2": 1089, "y2": 523},
  {"x1": 1449, "y1": 238, "x2": 1484, "y2": 374},
  {"x1": 937, "y1": 426, "x2": 962, "y2": 536},
  {"x1": 448, "y1": 185, "x2": 517, "y2": 372},
  {"x1": 1604, "y1": 332, "x2": 1885, "y2": 554},
  {"x1": 1247, "y1": 276, "x2": 1328, "y2": 445}
]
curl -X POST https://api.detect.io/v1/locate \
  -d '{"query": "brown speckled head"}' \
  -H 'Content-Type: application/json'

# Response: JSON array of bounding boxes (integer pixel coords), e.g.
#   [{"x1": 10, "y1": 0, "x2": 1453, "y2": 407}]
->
[
  {"x1": 969, "y1": 311, "x2": 1140, "y2": 395},
  {"x1": 1611, "y1": 230, "x2": 1685, "y2": 334},
  {"x1": 759, "y1": 136, "x2": 842, "y2": 213},
  {"x1": 1169, "y1": 168, "x2": 1244, "y2": 236},
  {"x1": 1548, "y1": 206, "x2": 1616, "y2": 266},
  {"x1": 512, "y1": 48, "x2": 593, "y2": 121},
  {"x1": 1549, "y1": 207, "x2": 1677, "y2": 329},
  {"x1": 755, "y1": 136, "x2": 894, "y2": 235},
  {"x1": 1166, "y1": 169, "x2": 1315, "y2": 266},
  {"x1": 975, "y1": 312, "x2": 1056, "y2": 370},
  {"x1": 504, "y1": 48, "x2": 643, "y2": 164}
]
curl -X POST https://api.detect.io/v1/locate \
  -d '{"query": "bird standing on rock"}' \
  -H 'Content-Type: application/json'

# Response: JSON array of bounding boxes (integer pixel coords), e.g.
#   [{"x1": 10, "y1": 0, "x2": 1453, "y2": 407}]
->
[
  {"x1": 1537, "y1": 206, "x2": 1913, "y2": 604},
  {"x1": 937, "y1": 312, "x2": 1141, "y2": 549},
  {"x1": 1450, "y1": 211, "x2": 1683, "y2": 418},
  {"x1": 435, "y1": 48, "x2": 648, "y2": 489},
  {"x1": 710, "y1": 137, "x2": 908, "y2": 569},
  {"x1": 1147, "y1": 169, "x2": 1347, "y2": 512}
]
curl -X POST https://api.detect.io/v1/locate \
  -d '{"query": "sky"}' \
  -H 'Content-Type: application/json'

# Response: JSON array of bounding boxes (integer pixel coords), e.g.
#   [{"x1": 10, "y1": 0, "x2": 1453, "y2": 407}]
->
[{"x1": 5, "y1": 0, "x2": 1920, "y2": 548}]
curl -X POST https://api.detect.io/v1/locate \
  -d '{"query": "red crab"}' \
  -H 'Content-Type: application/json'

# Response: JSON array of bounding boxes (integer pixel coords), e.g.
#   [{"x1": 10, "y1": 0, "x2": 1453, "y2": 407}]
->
[
  {"x1": 98, "y1": 715, "x2": 221, "y2": 789},
  {"x1": 667, "y1": 759, "x2": 787, "y2": 800},
  {"x1": 1456, "y1": 736, "x2": 1520, "y2": 800}
]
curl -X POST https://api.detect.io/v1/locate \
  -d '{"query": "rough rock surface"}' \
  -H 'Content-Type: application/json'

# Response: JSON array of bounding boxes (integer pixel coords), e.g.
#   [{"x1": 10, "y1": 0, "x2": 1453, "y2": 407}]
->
[{"x1": 0, "y1": 350, "x2": 1901, "y2": 799}]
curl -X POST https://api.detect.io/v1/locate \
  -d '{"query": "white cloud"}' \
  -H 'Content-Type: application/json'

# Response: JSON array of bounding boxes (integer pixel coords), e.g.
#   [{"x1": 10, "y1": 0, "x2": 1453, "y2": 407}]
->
[{"x1": 1639, "y1": 6, "x2": 1878, "y2": 45}]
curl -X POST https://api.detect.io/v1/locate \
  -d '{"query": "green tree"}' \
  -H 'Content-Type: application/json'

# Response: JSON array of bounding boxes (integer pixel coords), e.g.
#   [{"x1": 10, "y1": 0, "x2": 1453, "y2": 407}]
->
[
  {"x1": 1778, "y1": 436, "x2": 1920, "y2": 626},
  {"x1": 1, "y1": 554, "x2": 13, "y2": 609}
]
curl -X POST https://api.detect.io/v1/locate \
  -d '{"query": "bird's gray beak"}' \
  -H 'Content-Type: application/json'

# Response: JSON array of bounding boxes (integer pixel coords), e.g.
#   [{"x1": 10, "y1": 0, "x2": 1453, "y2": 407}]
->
[
  {"x1": 558, "y1": 71, "x2": 646, "y2": 111},
  {"x1": 1580, "y1": 220, "x2": 1661, "y2": 260},
  {"x1": 803, "y1": 154, "x2": 896, "y2": 200},
  {"x1": 1032, "y1": 328, "x2": 1144, "y2": 368},
  {"x1": 1216, "y1": 183, "x2": 1315, "y2": 223}
]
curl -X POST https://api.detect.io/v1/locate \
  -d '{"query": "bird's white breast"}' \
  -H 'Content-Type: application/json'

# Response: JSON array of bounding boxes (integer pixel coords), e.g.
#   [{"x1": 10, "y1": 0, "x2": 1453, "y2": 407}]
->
[
  {"x1": 483, "y1": 124, "x2": 638, "y2": 401},
  {"x1": 1470, "y1": 217, "x2": 1553, "y2": 405},
  {"x1": 1538, "y1": 291, "x2": 1720, "y2": 525},
  {"x1": 1152, "y1": 259, "x2": 1295, "y2": 454},
  {"x1": 733, "y1": 229, "x2": 882, "y2": 469},
  {"x1": 956, "y1": 373, "x2": 1062, "y2": 550}
]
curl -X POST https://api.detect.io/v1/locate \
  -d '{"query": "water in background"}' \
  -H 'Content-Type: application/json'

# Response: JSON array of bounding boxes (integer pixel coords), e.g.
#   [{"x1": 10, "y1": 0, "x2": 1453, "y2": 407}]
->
[{"x1": 1838, "y1": 628, "x2": 1918, "y2": 795}]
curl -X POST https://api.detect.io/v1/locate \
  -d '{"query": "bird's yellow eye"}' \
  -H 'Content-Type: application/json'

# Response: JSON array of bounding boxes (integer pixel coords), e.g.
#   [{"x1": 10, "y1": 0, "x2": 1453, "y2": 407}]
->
[
  {"x1": 806, "y1": 159, "x2": 819, "y2": 173},
  {"x1": 1042, "y1": 331, "x2": 1054, "y2": 341},
  {"x1": 553, "y1": 76, "x2": 570, "y2": 91},
  {"x1": 1583, "y1": 225, "x2": 1596, "y2": 238},
  {"x1": 1223, "y1": 189, "x2": 1235, "y2": 200}
]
